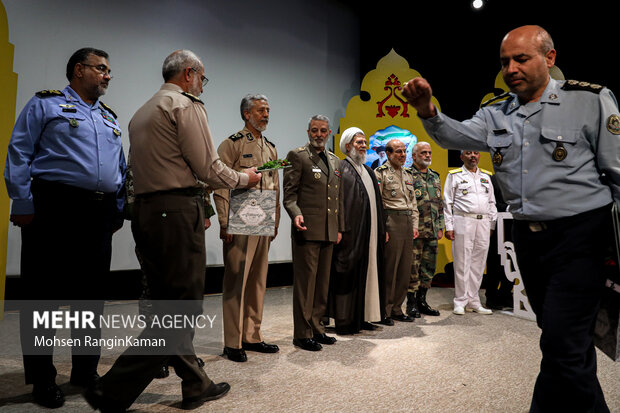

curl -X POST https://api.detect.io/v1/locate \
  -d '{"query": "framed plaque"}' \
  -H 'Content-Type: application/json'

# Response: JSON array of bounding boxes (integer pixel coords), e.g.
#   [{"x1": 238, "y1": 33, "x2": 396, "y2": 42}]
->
[{"x1": 227, "y1": 188, "x2": 277, "y2": 236}]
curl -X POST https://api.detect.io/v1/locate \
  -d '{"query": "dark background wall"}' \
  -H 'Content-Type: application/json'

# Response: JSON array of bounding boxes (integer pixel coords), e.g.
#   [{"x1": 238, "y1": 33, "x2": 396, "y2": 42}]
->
[{"x1": 357, "y1": 0, "x2": 619, "y2": 123}]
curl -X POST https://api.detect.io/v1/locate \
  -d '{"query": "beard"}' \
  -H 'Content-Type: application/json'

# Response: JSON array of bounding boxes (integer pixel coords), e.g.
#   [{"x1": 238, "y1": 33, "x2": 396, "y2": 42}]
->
[
  {"x1": 348, "y1": 147, "x2": 366, "y2": 165},
  {"x1": 249, "y1": 117, "x2": 268, "y2": 132},
  {"x1": 309, "y1": 137, "x2": 325, "y2": 150},
  {"x1": 418, "y1": 159, "x2": 431, "y2": 168}
]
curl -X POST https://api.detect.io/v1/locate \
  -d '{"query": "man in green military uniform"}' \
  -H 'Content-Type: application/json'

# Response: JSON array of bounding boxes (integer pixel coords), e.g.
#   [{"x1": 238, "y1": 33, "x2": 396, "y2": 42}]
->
[{"x1": 407, "y1": 141, "x2": 445, "y2": 317}]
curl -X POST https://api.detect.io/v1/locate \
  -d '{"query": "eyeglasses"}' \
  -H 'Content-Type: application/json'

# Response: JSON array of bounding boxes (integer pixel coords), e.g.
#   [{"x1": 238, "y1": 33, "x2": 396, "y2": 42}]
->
[
  {"x1": 81, "y1": 63, "x2": 113, "y2": 78},
  {"x1": 190, "y1": 68, "x2": 209, "y2": 87}
]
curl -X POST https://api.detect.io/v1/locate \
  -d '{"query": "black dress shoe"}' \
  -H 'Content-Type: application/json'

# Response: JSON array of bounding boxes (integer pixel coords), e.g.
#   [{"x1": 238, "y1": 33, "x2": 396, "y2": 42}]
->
[
  {"x1": 392, "y1": 314, "x2": 414, "y2": 322},
  {"x1": 33, "y1": 381, "x2": 65, "y2": 409},
  {"x1": 223, "y1": 347, "x2": 247, "y2": 362},
  {"x1": 197, "y1": 357, "x2": 205, "y2": 368},
  {"x1": 361, "y1": 321, "x2": 379, "y2": 331},
  {"x1": 379, "y1": 317, "x2": 394, "y2": 326},
  {"x1": 181, "y1": 382, "x2": 230, "y2": 410},
  {"x1": 242, "y1": 341, "x2": 279, "y2": 353},
  {"x1": 155, "y1": 364, "x2": 169, "y2": 379},
  {"x1": 293, "y1": 338, "x2": 322, "y2": 351},
  {"x1": 70, "y1": 372, "x2": 100, "y2": 387},
  {"x1": 83, "y1": 385, "x2": 126, "y2": 413},
  {"x1": 313, "y1": 333, "x2": 337, "y2": 344}
]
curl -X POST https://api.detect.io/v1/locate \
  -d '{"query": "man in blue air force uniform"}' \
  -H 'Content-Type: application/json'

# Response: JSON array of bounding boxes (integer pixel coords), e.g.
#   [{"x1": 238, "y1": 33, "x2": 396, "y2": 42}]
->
[
  {"x1": 402, "y1": 25, "x2": 619, "y2": 413},
  {"x1": 4, "y1": 47, "x2": 126, "y2": 409}
]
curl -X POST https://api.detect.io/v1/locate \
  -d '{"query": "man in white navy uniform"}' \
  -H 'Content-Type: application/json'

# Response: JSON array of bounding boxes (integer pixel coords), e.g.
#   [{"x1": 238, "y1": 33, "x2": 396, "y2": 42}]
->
[
  {"x1": 443, "y1": 151, "x2": 497, "y2": 315},
  {"x1": 402, "y1": 25, "x2": 619, "y2": 413}
]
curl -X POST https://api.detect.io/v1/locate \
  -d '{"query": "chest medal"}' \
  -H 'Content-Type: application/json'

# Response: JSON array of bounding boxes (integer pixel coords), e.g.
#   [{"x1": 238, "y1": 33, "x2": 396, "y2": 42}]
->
[{"x1": 552, "y1": 143, "x2": 567, "y2": 162}]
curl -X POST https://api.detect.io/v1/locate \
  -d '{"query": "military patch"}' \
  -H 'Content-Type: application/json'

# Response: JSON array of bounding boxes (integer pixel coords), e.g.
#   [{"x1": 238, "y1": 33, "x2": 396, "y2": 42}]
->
[
  {"x1": 113, "y1": 129, "x2": 121, "y2": 137},
  {"x1": 480, "y1": 168, "x2": 493, "y2": 176},
  {"x1": 99, "y1": 101, "x2": 118, "y2": 118},
  {"x1": 229, "y1": 132, "x2": 244, "y2": 141},
  {"x1": 314, "y1": 172, "x2": 321, "y2": 180},
  {"x1": 562, "y1": 80, "x2": 603, "y2": 94},
  {"x1": 480, "y1": 177, "x2": 489, "y2": 184},
  {"x1": 481, "y1": 91, "x2": 511, "y2": 108},
  {"x1": 69, "y1": 119, "x2": 79, "y2": 128},
  {"x1": 100, "y1": 110, "x2": 117, "y2": 124},
  {"x1": 246, "y1": 133, "x2": 254, "y2": 142},
  {"x1": 264, "y1": 137, "x2": 276, "y2": 147},
  {"x1": 607, "y1": 114, "x2": 620, "y2": 135},
  {"x1": 181, "y1": 92, "x2": 204, "y2": 104},
  {"x1": 36, "y1": 89, "x2": 63, "y2": 98}
]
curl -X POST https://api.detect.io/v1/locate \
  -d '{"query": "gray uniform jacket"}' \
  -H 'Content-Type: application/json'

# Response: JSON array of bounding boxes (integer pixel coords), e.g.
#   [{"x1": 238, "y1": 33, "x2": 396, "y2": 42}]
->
[{"x1": 420, "y1": 78, "x2": 620, "y2": 221}]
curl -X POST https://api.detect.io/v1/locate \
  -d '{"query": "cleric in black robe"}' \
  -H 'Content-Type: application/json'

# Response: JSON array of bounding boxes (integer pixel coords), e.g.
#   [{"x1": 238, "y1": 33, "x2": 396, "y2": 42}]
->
[{"x1": 328, "y1": 127, "x2": 386, "y2": 334}]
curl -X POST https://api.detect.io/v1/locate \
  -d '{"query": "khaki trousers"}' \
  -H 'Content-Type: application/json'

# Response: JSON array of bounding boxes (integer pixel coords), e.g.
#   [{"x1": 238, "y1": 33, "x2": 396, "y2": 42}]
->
[
  {"x1": 384, "y1": 214, "x2": 414, "y2": 317},
  {"x1": 222, "y1": 234, "x2": 270, "y2": 348}
]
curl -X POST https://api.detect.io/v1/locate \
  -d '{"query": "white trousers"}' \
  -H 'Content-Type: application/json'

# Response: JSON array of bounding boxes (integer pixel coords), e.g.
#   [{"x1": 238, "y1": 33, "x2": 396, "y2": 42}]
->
[{"x1": 452, "y1": 215, "x2": 491, "y2": 308}]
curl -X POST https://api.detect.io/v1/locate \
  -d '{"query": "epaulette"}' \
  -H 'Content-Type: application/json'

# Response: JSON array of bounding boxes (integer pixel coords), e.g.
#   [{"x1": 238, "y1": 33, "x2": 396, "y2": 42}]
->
[
  {"x1": 264, "y1": 137, "x2": 276, "y2": 148},
  {"x1": 99, "y1": 101, "x2": 117, "y2": 119},
  {"x1": 448, "y1": 168, "x2": 462, "y2": 174},
  {"x1": 428, "y1": 167, "x2": 440, "y2": 177},
  {"x1": 480, "y1": 168, "x2": 494, "y2": 176},
  {"x1": 228, "y1": 132, "x2": 244, "y2": 141},
  {"x1": 296, "y1": 146, "x2": 305, "y2": 152},
  {"x1": 481, "y1": 91, "x2": 511, "y2": 108},
  {"x1": 562, "y1": 80, "x2": 603, "y2": 94},
  {"x1": 376, "y1": 164, "x2": 388, "y2": 172},
  {"x1": 35, "y1": 89, "x2": 63, "y2": 98},
  {"x1": 181, "y1": 92, "x2": 204, "y2": 104}
]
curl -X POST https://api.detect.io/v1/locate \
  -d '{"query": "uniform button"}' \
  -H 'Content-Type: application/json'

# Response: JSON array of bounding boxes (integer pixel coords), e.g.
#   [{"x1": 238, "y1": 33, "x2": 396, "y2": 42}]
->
[
  {"x1": 525, "y1": 120, "x2": 530, "y2": 124},
  {"x1": 523, "y1": 169, "x2": 528, "y2": 174},
  {"x1": 523, "y1": 198, "x2": 528, "y2": 202},
  {"x1": 524, "y1": 141, "x2": 529, "y2": 147},
  {"x1": 327, "y1": 197, "x2": 331, "y2": 200},
  {"x1": 557, "y1": 136, "x2": 563, "y2": 140},
  {"x1": 327, "y1": 209, "x2": 331, "y2": 213},
  {"x1": 335, "y1": 209, "x2": 338, "y2": 214}
]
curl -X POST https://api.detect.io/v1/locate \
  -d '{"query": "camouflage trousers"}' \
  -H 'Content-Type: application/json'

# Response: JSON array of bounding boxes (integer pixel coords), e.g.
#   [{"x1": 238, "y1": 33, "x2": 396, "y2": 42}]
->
[{"x1": 409, "y1": 237, "x2": 438, "y2": 291}]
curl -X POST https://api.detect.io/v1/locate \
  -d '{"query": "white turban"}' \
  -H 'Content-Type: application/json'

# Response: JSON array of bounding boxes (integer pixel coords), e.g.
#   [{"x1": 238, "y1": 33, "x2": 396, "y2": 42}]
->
[{"x1": 339, "y1": 127, "x2": 364, "y2": 154}]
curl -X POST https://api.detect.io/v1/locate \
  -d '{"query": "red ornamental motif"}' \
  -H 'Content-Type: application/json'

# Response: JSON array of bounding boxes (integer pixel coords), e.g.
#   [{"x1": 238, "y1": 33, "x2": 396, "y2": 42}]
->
[{"x1": 376, "y1": 74, "x2": 410, "y2": 118}]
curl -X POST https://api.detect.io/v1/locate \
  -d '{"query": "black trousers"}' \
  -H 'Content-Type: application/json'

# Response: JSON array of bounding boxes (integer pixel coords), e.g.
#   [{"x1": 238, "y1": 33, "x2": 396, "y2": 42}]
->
[
  {"x1": 20, "y1": 179, "x2": 116, "y2": 384},
  {"x1": 513, "y1": 205, "x2": 612, "y2": 413},
  {"x1": 98, "y1": 192, "x2": 212, "y2": 409}
]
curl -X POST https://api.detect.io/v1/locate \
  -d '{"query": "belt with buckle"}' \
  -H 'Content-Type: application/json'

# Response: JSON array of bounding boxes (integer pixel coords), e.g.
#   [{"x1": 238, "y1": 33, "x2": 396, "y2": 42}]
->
[
  {"x1": 385, "y1": 209, "x2": 413, "y2": 216},
  {"x1": 527, "y1": 222, "x2": 548, "y2": 232},
  {"x1": 454, "y1": 211, "x2": 487, "y2": 220}
]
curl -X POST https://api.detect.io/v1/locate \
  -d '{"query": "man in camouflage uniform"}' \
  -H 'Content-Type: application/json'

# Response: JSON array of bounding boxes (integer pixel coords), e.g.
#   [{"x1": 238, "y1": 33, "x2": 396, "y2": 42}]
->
[{"x1": 407, "y1": 141, "x2": 445, "y2": 317}]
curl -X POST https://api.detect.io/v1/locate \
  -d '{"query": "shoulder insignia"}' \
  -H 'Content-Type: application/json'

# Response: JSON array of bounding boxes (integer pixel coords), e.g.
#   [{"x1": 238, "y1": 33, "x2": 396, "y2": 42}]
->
[
  {"x1": 376, "y1": 164, "x2": 388, "y2": 172},
  {"x1": 428, "y1": 167, "x2": 440, "y2": 177},
  {"x1": 99, "y1": 101, "x2": 118, "y2": 119},
  {"x1": 181, "y1": 92, "x2": 204, "y2": 104},
  {"x1": 296, "y1": 146, "x2": 305, "y2": 152},
  {"x1": 562, "y1": 80, "x2": 603, "y2": 94},
  {"x1": 264, "y1": 136, "x2": 276, "y2": 148},
  {"x1": 448, "y1": 168, "x2": 462, "y2": 174},
  {"x1": 480, "y1": 168, "x2": 494, "y2": 176},
  {"x1": 228, "y1": 132, "x2": 244, "y2": 141},
  {"x1": 35, "y1": 89, "x2": 63, "y2": 98},
  {"x1": 481, "y1": 91, "x2": 511, "y2": 108}
]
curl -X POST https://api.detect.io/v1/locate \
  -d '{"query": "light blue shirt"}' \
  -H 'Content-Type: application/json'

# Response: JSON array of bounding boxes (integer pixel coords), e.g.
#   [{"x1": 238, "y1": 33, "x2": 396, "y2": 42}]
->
[
  {"x1": 4, "y1": 86, "x2": 126, "y2": 214},
  {"x1": 421, "y1": 78, "x2": 620, "y2": 221}
]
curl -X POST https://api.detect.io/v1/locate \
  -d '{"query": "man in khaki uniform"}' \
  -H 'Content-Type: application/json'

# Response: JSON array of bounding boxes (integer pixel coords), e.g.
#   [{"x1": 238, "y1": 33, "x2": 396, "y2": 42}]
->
[
  {"x1": 283, "y1": 115, "x2": 344, "y2": 351},
  {"x1": 84, "y1": 49, "x2": 260, "y2": 412},
  {"x1": 214, "y1": 94, "x2": 280, "y2": 362},
  {"x1": 374, "y1": 139, "x2": 419, "y2": 325}
]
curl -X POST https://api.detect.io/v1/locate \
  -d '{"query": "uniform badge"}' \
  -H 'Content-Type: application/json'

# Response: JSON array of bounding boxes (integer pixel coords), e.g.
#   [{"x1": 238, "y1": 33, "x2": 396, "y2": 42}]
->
[
  {"x1": 113, "y1": 129, "x2": 121, "y2": 137},
  {"x1": 314, "y1": 172, "x2": 321, "y2": 180},
  {"x1": 552, "y1": 143, "x2": 567, "y2": 161},
  {"x1": 60, "y1": 104, "x2": 76, "y2": 113},
  {"x1": 462, "y1": 189, "x2": 468, "y2": 195},
  {"x1": 100, "y1": 110, "x2": 116, "y2": 124},
  {"x1": 246, "y1": 133, "x2": 254, "y2": 142},
  {"x1": 548, "y1": 93, "x2": 558, "y2": 100},
  {"x1": 492, "y1": 152, "x2": 503, "y2": 166},
  {"x1": 414, "y1": 189, "x2": 422, "y2": 198},
  {"x1": 390, "y1": 190, "x2": 397, "y2": 197},
  {"x1": 607, "y1": 114, "x2": 620, "y2": 135},
  {"x1": 69, "y1": 119, "x2": 79, "y2": 128},
  {"x1": 388, "y1": 175, "x2": 394, "y2": 181}
]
